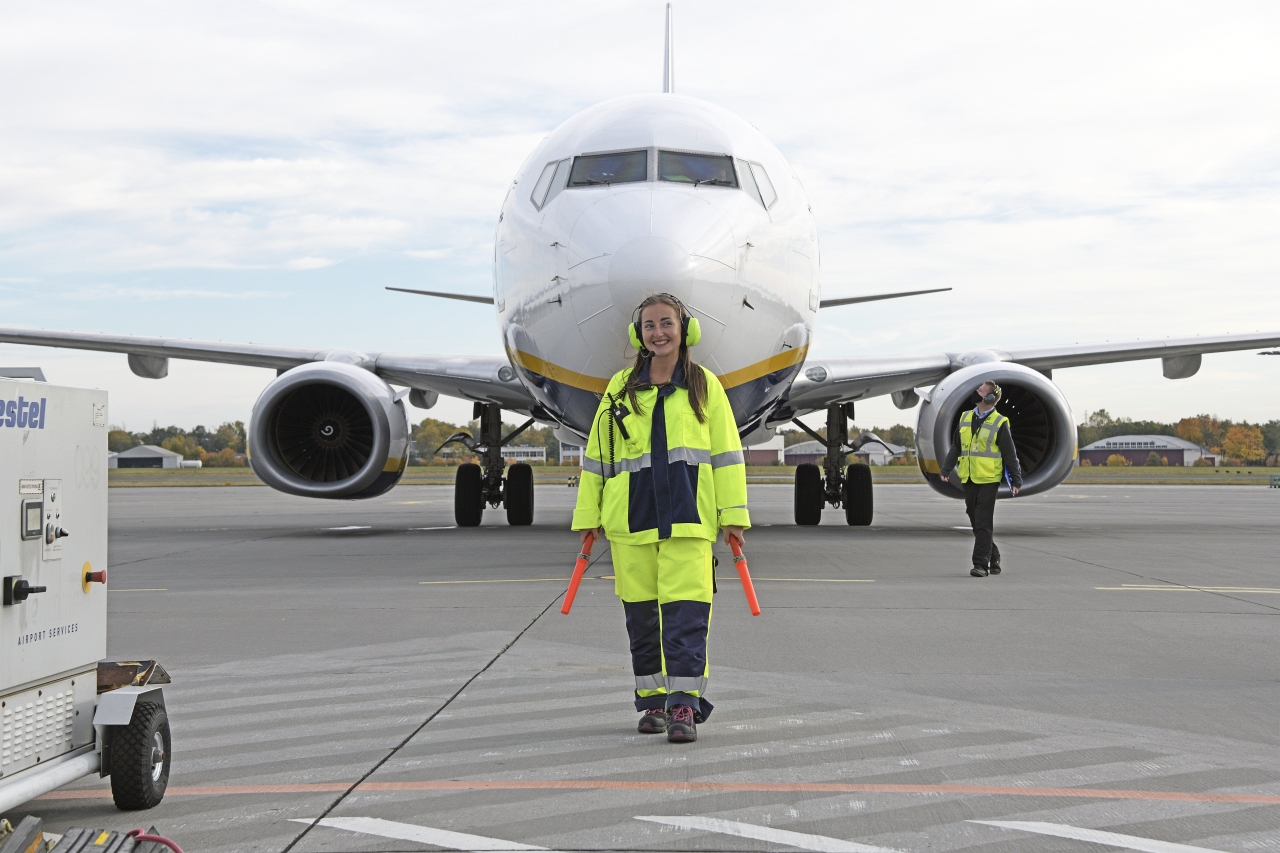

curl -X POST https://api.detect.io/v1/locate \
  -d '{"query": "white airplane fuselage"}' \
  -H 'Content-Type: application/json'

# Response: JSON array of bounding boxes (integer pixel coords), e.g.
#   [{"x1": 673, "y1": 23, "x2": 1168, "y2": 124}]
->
[{"x1": 495, "y1": 94, "x2": 819, "y2": 440}]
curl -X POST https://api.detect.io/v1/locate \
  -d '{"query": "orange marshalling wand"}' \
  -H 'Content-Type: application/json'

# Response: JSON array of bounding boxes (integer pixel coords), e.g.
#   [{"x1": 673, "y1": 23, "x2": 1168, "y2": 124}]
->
[
  {"x1": 731, "y1": 538, "x2": 762, "y2": 616},
  {"x1": 561, "y1": 532, "x2": 595, "y2": 615}
]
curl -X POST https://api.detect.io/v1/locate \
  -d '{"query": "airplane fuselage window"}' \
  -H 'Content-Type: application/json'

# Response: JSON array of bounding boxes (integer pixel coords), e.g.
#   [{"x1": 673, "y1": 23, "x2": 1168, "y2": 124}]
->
[
  {"x1": 658, "y1": 150, "x2": 737, "y2": 187},
  {"x1": 567, "y1": 150, "x2": 647, "y2": 187}
]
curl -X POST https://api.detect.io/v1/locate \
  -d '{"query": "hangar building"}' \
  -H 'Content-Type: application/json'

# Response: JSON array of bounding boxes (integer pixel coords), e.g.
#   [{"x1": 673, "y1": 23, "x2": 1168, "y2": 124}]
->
[{"x1": 1079, "y1": 435, "x2": 1216, "y2": 467}]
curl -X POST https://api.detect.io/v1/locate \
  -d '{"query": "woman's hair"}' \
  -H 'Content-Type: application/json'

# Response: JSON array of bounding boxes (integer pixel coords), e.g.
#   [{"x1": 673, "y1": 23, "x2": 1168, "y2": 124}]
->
[{"x1": 622, "y1": 293, "x2": 708, "y2": 423}]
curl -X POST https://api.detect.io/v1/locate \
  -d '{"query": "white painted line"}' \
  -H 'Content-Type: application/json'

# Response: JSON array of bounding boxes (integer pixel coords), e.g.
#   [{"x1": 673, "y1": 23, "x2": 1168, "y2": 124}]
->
[
  {"x1": 636, "y1": 815, "x2": 899, "y2": 853},
  {"x1": 971, "y1": 820, "x2": 1228, "y2": 853},
  {"x1": 952, "y1": 526, "x2": 971, "y2": 530},
  {"x1": 325, "y1": 525, "x2": 372, "y2": 531},
  {"x1": 410, "y1": 525, "x2": 457, "y2": 530},
  {"x1": 292, "y1": 817, "x2": 550, "y2": 851}
]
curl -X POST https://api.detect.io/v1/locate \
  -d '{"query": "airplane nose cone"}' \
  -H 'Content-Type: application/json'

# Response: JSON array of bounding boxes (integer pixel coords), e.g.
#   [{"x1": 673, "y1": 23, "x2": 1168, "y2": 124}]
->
[{"x1": 607, "y1": 235, "x2": 692, "y2": 307}]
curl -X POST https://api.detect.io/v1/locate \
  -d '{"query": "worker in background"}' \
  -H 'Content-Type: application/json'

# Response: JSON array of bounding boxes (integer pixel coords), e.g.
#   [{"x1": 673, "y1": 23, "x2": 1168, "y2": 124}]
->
[
  {"x1": 941, "y1": 380, "x2": 1022, "y2": 577},
  {"x1": 572, "y1": 293, "x2": 749, "y2": 743}
]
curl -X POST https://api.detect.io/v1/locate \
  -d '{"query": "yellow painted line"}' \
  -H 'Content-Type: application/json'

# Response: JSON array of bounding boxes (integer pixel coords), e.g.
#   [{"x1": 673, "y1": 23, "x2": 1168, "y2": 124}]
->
[
  {"x1": 716, "y1": 345, "x2": 809, "y2": 390},
  {"x1": 715, "y1": 577, "x2": 875, "y2": 583},
  {"x1": 509, "y1": 349, "x2": 609, "y2": 394},
  {"x1": 419, "y1": 578, "x2": 585, "y2": 585},
  {"x1": 508, "y1": 344, "x2": 810, "y2": 394},
  {"x1": 109, "y1": 588, "x2": 168, "y2": 592},
  {"x1": 1097, "y1": 586, "x2": 1280, "y2": 593}
]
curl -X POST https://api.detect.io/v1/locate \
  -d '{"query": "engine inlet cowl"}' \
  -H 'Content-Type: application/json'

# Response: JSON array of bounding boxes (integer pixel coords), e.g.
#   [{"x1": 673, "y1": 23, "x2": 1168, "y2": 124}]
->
[
  {"x1": 249, "y1": 362, "x2": 409, "y2": 499},
  {"x1": 915, "y1": 362, "x2": 1077, "y2": 499}
]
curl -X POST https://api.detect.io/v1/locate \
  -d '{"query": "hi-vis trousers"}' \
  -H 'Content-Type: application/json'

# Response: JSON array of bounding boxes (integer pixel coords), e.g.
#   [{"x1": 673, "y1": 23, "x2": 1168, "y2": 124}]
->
[{"x1": 612, "y1": 537, "x2": 715, "y2": 722}]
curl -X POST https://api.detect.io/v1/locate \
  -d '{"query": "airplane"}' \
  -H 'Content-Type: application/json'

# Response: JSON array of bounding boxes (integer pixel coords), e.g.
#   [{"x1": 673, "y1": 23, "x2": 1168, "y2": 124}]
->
[{"x1": 3, "y1": 5, "x2": 1278, "y2": 528}]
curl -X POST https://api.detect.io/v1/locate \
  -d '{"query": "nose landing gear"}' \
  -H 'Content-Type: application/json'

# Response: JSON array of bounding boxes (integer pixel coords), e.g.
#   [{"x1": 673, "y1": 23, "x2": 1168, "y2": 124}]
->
[
  {"x1": 439, "y1": 403, "x2": 537, "y2": 527},
  {"x1": 792, "y1": 403, "x2": 875, "y2": 526}
]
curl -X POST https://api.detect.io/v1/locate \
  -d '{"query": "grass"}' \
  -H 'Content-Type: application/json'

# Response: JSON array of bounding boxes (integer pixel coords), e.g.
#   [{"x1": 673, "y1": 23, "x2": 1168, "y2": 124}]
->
[{"x1": 109, "y1": 463, "x2": 1280, "y2": 487}]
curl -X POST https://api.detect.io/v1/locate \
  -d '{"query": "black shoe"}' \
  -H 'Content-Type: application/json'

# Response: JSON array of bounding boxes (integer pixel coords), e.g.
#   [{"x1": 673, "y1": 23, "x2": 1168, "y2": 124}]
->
[
  {"x1": 638, "y1": 709, "x2": 669, "y2": 733},
  {"x1": 988, "y1": 562, "x2": 1001, "y2": 575},
  {"x1": 970, "y1": 566, "x2": 988, "y2": 577},
  {"x1": 667, "y1": 704, "x2": 697, "y2": 743}
]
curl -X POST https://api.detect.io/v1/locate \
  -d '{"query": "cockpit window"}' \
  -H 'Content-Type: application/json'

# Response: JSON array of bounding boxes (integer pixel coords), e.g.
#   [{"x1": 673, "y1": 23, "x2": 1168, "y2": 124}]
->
[
  {"x1": 735, "y1": 158, "x2": 763, "y2": 207},
  {"x1": 568, "y1": 150, "x2": 647, "y2": 187},
  {"x1": 530, "y1": 161, "x2": 558, "y2": 209},
  {"x1": 531, "y1": 158, "x2": 571, "y2": 210},
  {"x1": 749, "y1": 162, "x2": 777, "y2": 208},
  {"x1": 658, "y1": 150, "x2": 737, "y2": 187}
]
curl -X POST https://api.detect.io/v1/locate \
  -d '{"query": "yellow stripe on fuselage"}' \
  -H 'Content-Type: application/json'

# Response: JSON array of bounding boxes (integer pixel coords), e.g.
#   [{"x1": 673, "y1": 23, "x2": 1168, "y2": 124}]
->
[{"x1": 509, "y1": 344, "x2": 809, "y2": 394}]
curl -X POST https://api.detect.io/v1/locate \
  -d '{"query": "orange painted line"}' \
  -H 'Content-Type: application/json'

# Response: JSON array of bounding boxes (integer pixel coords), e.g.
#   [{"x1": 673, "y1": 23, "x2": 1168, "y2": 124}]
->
[{"x1": 37, "y1": 780, "x2": 1280, "y2": 805}]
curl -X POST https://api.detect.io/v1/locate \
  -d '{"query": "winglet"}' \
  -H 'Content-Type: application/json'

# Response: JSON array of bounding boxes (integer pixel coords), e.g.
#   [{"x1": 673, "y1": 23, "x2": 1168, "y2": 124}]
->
[{"x1": 662, "y1": 3, "x2": 674, "y2": 94}]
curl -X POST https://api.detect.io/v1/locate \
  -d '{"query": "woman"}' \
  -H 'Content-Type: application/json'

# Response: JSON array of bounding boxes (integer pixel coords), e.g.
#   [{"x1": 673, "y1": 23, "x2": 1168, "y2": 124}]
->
[{"x1": 572, "y1": 293, "x2": 749, "y2": 743}]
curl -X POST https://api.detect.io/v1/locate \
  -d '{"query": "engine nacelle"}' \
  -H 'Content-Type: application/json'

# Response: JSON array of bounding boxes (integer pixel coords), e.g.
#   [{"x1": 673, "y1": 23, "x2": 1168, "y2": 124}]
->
[
  {"x1": 916, "y1": 362, "x2": 1077, "y2": 499},
  {"x1": 249, "y1": 362, "x2": 410, "y2": 499}
]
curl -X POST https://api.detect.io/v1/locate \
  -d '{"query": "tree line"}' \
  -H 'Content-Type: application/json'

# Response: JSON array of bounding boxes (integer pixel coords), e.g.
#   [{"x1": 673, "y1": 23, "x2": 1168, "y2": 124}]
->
[
  {"x1": 108, "y1": 422, "x2": 248, "y2": 467},
  {"x1": 1079, "y1": 410, "x2": 1279, "y2": 466}
]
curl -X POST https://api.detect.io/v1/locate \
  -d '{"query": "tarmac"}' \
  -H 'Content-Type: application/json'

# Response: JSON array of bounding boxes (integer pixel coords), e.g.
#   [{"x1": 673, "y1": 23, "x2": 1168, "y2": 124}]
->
[{"x1": 21, "y1": 483, "x2": 1280, "y2": 852}]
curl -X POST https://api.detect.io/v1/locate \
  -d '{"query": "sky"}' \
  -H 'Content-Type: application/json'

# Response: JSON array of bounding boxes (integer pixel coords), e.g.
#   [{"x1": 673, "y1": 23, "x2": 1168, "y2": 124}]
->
[{"x1": 1, "y1": 0, "x2": 1278, "y2": 433}]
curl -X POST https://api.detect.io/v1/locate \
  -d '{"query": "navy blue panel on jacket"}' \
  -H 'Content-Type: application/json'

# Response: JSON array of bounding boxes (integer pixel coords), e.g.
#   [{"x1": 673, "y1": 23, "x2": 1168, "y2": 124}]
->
[{"x1": 626, "y1": 362, "x2": 701, "y2": 539}]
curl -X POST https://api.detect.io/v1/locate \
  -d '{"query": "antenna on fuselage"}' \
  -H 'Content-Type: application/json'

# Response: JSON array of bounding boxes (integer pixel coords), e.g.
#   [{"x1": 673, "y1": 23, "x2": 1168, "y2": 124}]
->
[{"x1": 662, "y1": 3, "x2": 674, "y2": 93}]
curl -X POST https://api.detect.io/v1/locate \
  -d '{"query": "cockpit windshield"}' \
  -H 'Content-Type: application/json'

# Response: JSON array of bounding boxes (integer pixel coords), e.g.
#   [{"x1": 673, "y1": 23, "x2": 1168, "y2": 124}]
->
[
  {"x1": 658, "y1": 151, "x2": 737, "y2": 187},
  {"x1": 568, "y1": 150, "x2": 647, "y2": 187}
]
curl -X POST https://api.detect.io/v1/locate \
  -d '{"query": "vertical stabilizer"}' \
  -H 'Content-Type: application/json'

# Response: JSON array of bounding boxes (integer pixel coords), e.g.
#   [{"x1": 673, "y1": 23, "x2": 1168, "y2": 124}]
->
[{"x1": 662, "y1": 3, "x2": 674, "y2": 93}]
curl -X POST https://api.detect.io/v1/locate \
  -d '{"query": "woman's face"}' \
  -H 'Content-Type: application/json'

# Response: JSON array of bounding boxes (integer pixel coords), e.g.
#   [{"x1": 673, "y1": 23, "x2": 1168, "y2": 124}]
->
[{"x1": 640, "y1": 302, "x2": 682, "y2": 359}]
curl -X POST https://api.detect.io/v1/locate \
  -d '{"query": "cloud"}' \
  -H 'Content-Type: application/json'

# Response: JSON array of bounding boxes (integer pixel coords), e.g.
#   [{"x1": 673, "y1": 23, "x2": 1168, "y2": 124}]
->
[
  {"x1": 284, "y1": 256, "x2": 336, "y2": 270},
  {"x1": 65, "y1": 285, "x2": 282, "y2": 301}
]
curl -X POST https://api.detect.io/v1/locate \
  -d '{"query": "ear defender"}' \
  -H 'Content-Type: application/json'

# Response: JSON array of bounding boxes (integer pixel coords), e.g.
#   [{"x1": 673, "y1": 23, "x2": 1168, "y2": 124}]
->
[{"x1": 628, "y1": 313, "x2": 702, "y2": 349}]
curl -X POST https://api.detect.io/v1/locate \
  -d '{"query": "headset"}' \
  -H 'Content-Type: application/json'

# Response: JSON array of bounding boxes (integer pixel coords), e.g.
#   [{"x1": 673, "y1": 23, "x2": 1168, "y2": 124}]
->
[
  {"x1": 628, "y1": 293, "x2": 702, "y2": 354},
  {"x1": 980, "y1": 381, "x2": 1002, "y2": 405}
]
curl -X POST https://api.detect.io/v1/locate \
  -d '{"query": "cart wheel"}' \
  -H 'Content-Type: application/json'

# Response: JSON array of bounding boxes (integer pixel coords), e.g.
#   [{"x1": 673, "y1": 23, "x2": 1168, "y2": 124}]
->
[{"x1": 110, "y1": 701, "x2": 171, "y2": 810}]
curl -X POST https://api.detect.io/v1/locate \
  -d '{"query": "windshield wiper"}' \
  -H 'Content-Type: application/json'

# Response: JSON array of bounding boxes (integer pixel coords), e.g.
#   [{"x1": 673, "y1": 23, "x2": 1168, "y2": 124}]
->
[
  {"x1": 575, "y1": 178, "x2": 611, "y2": 186},
  {"x1": 695, "y1": 178, "x2": 733, "y2": 187}
]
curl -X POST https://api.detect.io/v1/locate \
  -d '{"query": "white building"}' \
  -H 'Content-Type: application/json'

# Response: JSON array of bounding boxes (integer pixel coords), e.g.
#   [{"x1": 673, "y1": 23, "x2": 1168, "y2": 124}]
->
[
  {"x1": 1079, "y1": 435, "x2": 1216, "y2": 467},
  {"x1": 854, "y1": 440, "x2": 908, "y2": 466},
  {"x1": 504, "y1": 445, "x2": 546, "y2": 464},
  {"x1": 114, "y1": 444, "x2": 184, "y2": 469},
  {"x1": 561, "y1": 442, "x2": 584, "y2": 466}
]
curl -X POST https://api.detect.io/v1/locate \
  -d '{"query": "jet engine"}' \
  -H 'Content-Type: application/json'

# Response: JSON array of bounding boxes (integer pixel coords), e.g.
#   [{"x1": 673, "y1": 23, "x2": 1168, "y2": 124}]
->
[
  {"x1": 248, "y1": 362, "x2": 410, "y2": 499},
  {"x1": 916, "y1": 361, "x2": 1077, "y2": 499}
]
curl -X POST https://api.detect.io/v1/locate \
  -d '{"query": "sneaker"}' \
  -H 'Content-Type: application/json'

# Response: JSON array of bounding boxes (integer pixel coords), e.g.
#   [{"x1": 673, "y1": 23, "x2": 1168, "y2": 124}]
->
[
  {"x1": 638, "y1": 709, "x2": 669, "y2": 734},
  {"x1": 988, "y1": 562, "x2": 1001, "y2": 575},
  {"x1": 970, "y1": 566, "x2": 988, "y2": 577},
  {"x1": 667, "y1": 704, "x2": 697, "y2": 743}
]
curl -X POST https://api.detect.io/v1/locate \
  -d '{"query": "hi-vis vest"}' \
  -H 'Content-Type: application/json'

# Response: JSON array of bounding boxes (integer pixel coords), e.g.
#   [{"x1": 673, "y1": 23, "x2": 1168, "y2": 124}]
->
[
  {"x1": 957, "y1": 409, "x2": 1009, "y2": 484},
  {"x1": 571, "y1": 365, "x2": 750, "y2": 545}
]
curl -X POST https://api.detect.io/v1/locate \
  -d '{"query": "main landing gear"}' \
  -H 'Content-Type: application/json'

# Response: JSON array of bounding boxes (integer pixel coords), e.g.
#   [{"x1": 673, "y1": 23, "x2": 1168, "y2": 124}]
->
[
  {"x1": 440, "y1": 403, "x2": 537, "y2": 527},
  {"x1": 792, "y1": 403, "x2": 874, "y2": 527}
]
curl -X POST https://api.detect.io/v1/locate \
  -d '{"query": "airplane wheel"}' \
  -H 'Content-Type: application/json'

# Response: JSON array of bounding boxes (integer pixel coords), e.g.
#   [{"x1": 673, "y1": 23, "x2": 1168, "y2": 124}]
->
[
  {"x1": 843, "y1": 464, "x2": 874, "y2": 526},
  {"x1": 794, "y1": 463, "x2": 823, "y2": 526},
  {"x1": 505, "y1": 463, "x2": 534, "y2": 526},
  {"x1": 455, "y1": 463, "x2": 484, "y2": 527}
]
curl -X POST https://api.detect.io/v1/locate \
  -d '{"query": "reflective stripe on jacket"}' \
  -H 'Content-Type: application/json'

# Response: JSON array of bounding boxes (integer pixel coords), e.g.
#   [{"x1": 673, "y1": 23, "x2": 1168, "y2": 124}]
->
[
  {"x1": 957, "y1": 409, "x2": 1009, "y2": 484},
  {"x1": 571, "y1": 363, "x2": 750, "y2": 544}
]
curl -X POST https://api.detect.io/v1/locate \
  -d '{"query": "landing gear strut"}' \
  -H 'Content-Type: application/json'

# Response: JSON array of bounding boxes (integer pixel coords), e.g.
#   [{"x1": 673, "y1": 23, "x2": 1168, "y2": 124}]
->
[
  {"x1": 439, "y1": 403, "x2": 537, "y2": 527},
  {"x1": 792, "y1": 403, "x2": 874, "y2": 527}
]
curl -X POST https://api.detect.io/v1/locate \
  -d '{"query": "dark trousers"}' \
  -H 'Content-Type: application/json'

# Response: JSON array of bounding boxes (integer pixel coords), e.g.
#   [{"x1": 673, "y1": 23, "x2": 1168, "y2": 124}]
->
[{"x1": 963, "y1": 481, "x2": 1001, "y2": 568}]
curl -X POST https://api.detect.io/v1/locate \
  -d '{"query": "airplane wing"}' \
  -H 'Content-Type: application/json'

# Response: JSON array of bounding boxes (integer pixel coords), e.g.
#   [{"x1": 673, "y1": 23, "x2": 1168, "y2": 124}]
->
[
  {"x1": 0, "y1": 325, "x2": 536, "y2": 411},
  {"x1": 786, "y1": 330, "x2": 1280, "y2": 414}
]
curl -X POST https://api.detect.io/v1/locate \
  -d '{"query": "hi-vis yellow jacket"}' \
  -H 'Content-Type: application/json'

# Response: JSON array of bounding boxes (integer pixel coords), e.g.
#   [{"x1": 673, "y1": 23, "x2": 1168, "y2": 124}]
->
[
  {"x1": 957, "y1": 408, "x2": 1010, "y2": 484},
  {"x1": 571, "y1": 362, "x2": 750, "y2": 544}
]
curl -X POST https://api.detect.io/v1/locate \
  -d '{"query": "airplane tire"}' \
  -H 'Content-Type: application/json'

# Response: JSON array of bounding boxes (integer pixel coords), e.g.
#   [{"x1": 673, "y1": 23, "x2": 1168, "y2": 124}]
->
[
  {"x1": 505, "y1": 463, "x2": 535, "y2": 526},
  {"x1": 455, "y1": 463, "x2": 484, "y2": 527},
  {"x1": 794, "y1": 463, "x2": 823, "y2": 526},
  {"x1": 843, "y1": 464, "x2": 874, "y2": 526}
]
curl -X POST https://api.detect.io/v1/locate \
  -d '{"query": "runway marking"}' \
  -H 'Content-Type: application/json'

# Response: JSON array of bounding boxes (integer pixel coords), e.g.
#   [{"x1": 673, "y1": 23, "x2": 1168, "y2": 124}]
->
[
  {"x1": 637, "y1": 815, "x2": 898, "y2": 852},
  {"x1": 419, "y1": 578, "x2": 578, "y2": 585},
  {"x1": 108, "y1": 588, "x2": 168, "y2": 592},
  {"x1": 39, "y1": 780, "x2": 1280, "y2": 805},
  {"x1": 410, "y1": 525, "x2": 457, "y2": 530},
  {"x1": 1097, "y1": 585, "x2": 1280, "y2": 593},
  {"x1": 294, "y1": 817, "x2": 549, "y2": 851},
  {"x1": 418, "y1": 577, "x2": 874, "y2": 586},
  {"x1": 971, "y1": 820, "x2": 1227, "y2": 852},
  {"x1": 325, "y1": 525, "x2": 371, "y2": 531},
  {"x1": 952, "y1": 526, "x2": 971, "y2": 530}
]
